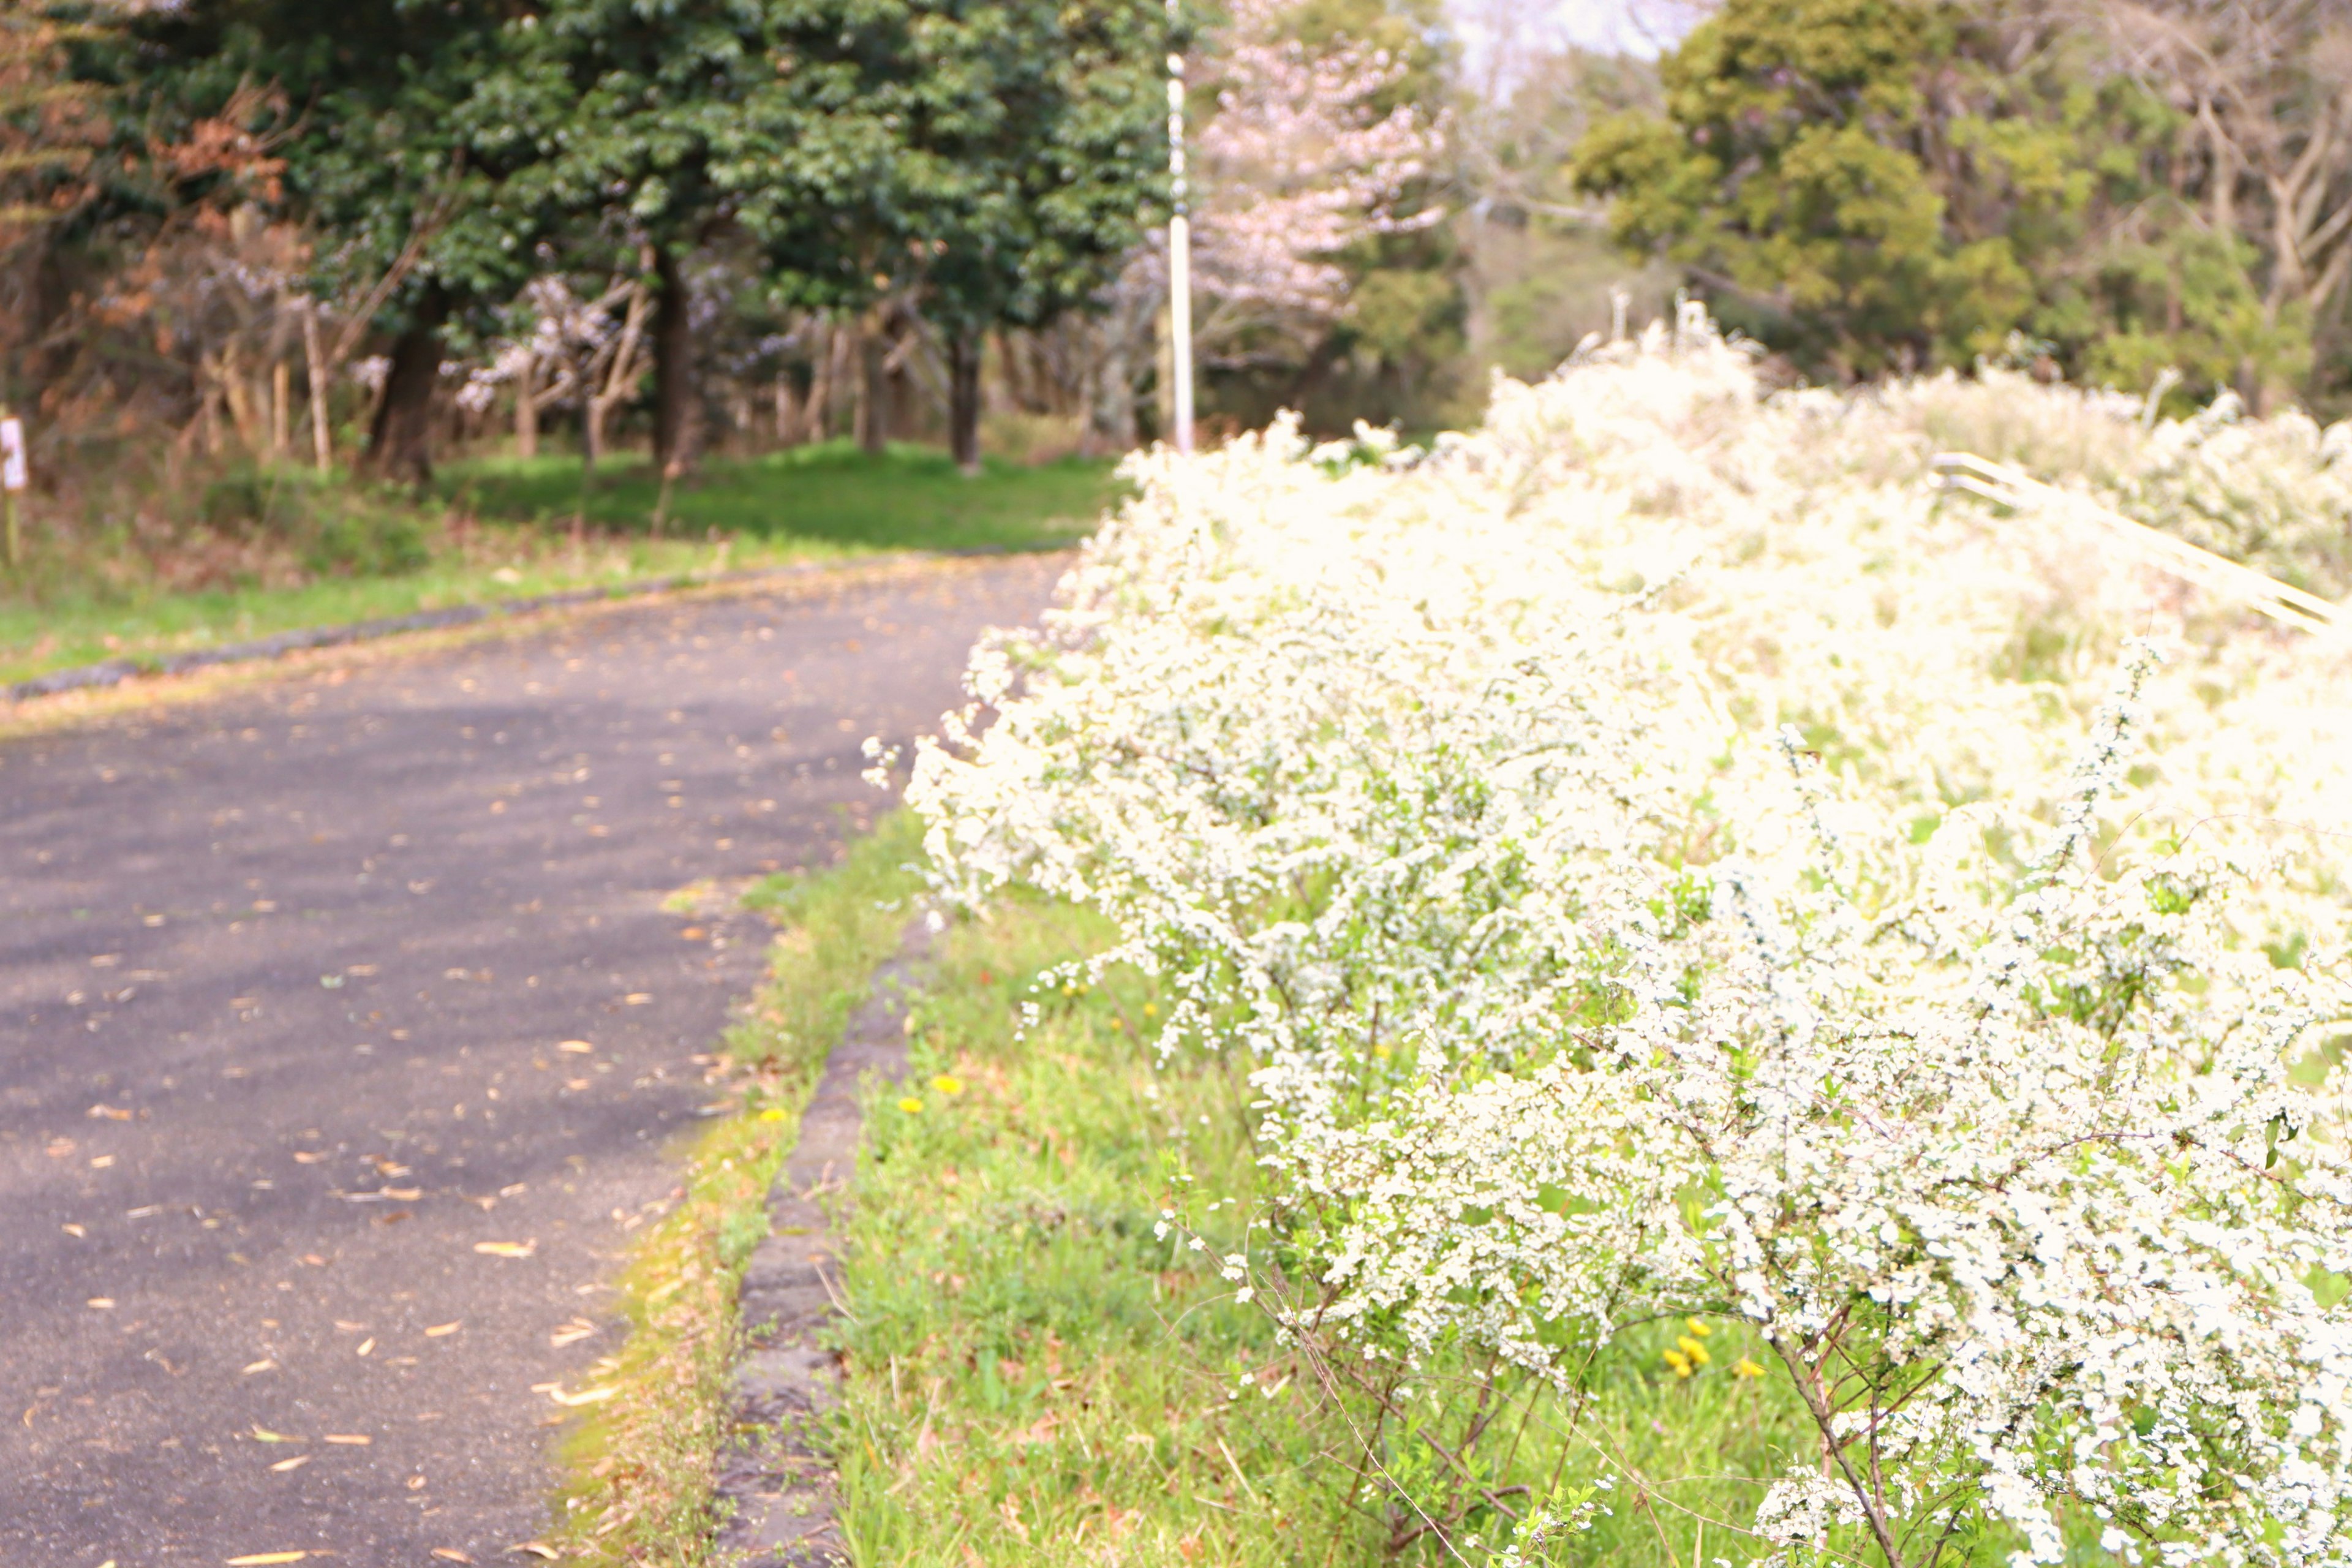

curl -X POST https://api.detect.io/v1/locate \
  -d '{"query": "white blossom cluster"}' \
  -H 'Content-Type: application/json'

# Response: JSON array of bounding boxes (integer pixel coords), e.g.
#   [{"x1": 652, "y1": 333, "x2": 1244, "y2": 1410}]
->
[
  {"x1": 1860, "y1": 366, "x2": 2352, "y2": 598},
  {"x1": 904, "y1": 307, "x2": 2352, "y2": 1568}
]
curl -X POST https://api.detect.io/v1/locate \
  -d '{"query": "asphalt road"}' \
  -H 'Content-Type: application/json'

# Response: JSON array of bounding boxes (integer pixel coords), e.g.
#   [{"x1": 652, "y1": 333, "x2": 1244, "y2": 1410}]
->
[{"x1": 0, "y1": 555, "x2": 1060, "y2": 1566}]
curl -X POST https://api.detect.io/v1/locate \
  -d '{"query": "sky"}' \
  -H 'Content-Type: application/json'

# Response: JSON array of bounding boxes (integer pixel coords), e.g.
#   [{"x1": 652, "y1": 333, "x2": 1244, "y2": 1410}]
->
[{"x1": 1446, "y1": 0, "x2": 1698, "y2": 78}]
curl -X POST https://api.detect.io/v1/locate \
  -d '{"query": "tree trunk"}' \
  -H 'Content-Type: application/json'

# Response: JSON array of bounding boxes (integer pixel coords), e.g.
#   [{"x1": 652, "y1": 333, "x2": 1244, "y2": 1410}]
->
[
  {"x1": 221, "y1": 342, "x2": 259, "y2": 450},
  {"x1": 948, "y1": 330, "x2": 982, "y2": 477},
  {"x1": 197, "y1": 351, "x2": 224, "y2": 456},
  {"x1": 651, "y1": 243, "x2": 700, "y2": 475},
  {"x1": 858, "y1": 316, "x2": 888, "y2": 455},
  {"x1": 1085, "y1": 322, "x2": 1137, "y2": 454},
  {"x1": 585, "y1": 276, "x2": 652, "y2": 483},
  {"x1": 994, "y1": 330, "x2": 1025, "y2": 412},
  {"x1": 363, "y1": 287, "x2": 450, "y2": 486},
  {"x1": 811, "y1": 322, "x2": 843, "y2": 440},
  {"x1": 516, "y1": 352, "x2": 540, "y2": 459},
  {"x1": 774, "y1": 372, "x2": 798, "y2": 445},
  {"x1": 303, "y1": 301, "x2": 333, "y2": 474}
]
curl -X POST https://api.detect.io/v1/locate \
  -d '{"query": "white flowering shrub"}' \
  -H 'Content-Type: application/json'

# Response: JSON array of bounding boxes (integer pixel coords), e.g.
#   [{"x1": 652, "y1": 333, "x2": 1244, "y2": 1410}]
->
[
  {"x1": 2118, "y1": 396, "x2": 2352, "y2": 597},
  {"x1": 903, "y1": 307, "x2": 2352, "y2": 1567},
  {"x1": 1855, "y1": 370, "x2": 2352, "y2": 600}
]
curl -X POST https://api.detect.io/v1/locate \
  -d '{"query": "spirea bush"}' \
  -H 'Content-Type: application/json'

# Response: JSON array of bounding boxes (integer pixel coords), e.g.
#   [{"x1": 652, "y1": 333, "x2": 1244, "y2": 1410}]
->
[{"x1": 900, "y1": 307, "x2": 2352, "y2": 1568}]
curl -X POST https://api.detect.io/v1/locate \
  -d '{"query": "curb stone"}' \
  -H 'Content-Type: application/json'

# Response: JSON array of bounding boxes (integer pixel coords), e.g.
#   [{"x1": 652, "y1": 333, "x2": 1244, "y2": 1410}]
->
[
  {"x1": 717, "y1": 915, "x2": 934, "y2": 1566},
  {"x1": 6, "y1": 542, "x2": 1065, "y2": 705}
]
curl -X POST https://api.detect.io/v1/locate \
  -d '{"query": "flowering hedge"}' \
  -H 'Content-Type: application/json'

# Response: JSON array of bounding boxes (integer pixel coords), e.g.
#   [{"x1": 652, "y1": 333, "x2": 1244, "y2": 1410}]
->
[{"x1": 902, "y1": 308, "x2": 2352, "y2": 1568}]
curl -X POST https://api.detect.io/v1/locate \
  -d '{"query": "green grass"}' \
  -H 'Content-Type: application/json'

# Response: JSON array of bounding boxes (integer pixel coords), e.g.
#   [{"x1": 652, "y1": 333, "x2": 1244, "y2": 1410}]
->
[
  {"x1": 826, "y1": 893, "x2": 1831, "y2": 1568},
  {"x1": 0, "y1": 533, "x2": 754, "y2": 688},
  {"x1": 732, "y1": 808, "x2": 932, "y2": 1073},
  {"x1": 545, "y1": 813, "x2": 929, "y2": 1566},
  {"x1": 451, "y1": 441, "x2": 1115, "y2": 554},
  {"x1": 1, "y1": 442, "x2": 1114, "y2": 689}
]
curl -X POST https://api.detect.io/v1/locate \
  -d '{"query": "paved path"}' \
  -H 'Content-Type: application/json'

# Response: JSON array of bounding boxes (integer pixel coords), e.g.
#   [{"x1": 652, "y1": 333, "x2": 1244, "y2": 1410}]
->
[{"x1": 0, "y1": 556, "x2": 1059, "y2": 1566}]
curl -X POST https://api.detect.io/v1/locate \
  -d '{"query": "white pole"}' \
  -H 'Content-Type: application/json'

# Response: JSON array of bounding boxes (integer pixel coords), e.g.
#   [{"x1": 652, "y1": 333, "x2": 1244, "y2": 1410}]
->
[{"x1": 1166, "y1": 21, "x2": 1194, "y2": 456}]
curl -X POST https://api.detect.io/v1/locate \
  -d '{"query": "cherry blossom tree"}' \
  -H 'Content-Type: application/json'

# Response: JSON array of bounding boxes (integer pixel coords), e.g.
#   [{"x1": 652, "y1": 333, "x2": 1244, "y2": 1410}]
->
[
  {"x1": 1086, "y1": 0, "x2": 1446, "y2": 445},
  {"x1": 1188, "y1": 0, "x2": 1447, "y2": 365}
]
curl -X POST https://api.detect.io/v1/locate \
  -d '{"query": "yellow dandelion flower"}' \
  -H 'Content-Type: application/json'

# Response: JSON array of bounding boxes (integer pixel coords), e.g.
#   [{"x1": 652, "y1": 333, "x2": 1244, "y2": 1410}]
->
[
  {"x1": 1662, "y1": 1348, "x2": 1691, "y2": 1378},
  {"x1": 1143, "y1": 1002, "x2": 1158, "y2": 1017},
  {"x1": 1733, "y1": 1357, "x2": 1766, "y2": 1380},
  {"x1": 1686, "y1": 1341, "x2": 1711, "y2": 1366},
  {"x1": 931, "y1": 1074, "x2": 965, "y2": 1096},
  {"x1": 897, "y1": 1096, "x2": 923, "y2": 1114},
  {"x1": 1686, "y1": 1317, "x2": 1711, "y2": 1337},
  {"x1": 758, "y1": 1107, "x2": 788, "y2": 1123}
]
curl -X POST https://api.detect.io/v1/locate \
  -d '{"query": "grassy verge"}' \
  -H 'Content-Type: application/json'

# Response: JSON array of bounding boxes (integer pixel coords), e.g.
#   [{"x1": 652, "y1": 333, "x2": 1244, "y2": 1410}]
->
[
  {"x1": 1, "y1": 443, "x2": 1112, "y2": 688},
  {"x1": 451, "y1": 442, "x2": 1115, "y2": 552},
  {"x1": 828, "y1": 891, "x2": 1826, "y2": 1568},
  {"x1": 2, "y1": 532, "x2": 766, "y2": 688},
  {"x1": 542, "y1": 812, "x2": 927, "y2": 1564}
]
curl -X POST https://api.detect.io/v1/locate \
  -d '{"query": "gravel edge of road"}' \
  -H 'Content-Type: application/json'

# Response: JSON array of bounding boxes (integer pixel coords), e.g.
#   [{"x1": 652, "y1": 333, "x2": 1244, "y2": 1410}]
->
[
  {"x1": 5, "y1": 544, "x2": 1060, "y2": 705},
  {"x1": 716, "y1": 915, "x2": 934, "y2": 1566}
]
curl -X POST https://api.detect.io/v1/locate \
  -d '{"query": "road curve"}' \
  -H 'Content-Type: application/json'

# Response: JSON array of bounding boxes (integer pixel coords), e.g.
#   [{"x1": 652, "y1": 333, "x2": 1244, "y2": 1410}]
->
[{"x1": 0, "y1": 555, "x2": 1059, "y2": 1565}]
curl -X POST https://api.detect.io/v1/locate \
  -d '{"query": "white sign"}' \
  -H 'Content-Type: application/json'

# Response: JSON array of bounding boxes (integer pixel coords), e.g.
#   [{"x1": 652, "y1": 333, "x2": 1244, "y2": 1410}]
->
[{"x1": 0, "y1": 418, "x2": 24, "y2": 492}]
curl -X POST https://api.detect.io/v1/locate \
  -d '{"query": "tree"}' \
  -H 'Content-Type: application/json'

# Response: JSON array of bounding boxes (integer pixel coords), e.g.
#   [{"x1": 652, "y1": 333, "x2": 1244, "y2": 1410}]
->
[
  {"x1": 1, "y1": 3, "x2": 118, "y2": 406},
  {"x1": 902, "y1": 0, "x2": 1167, "y2": 472},
  {"x1": 472, "y1": 0, "x2": 804, "y2": 477},
  {"x1": 130, "y1": 0, "x2": 534, "y2": 483},
  {"x1": 721, "y1": 0, "x2": 1163, "y2": 467},
  {"x1": 2093, "y1": 0, "x2": 2352, "y2": 408},
  {"x1": 1188, "y1": 0, "x2": 1447, "y2": 370},
  {"x1": 1573, "y1": 0, "x2": 2030, "y2": 377},
  {"x1": 1069, "y1": 0, "x2": 1449, "y2": 444},
  {"x1": 1568, "y1": 0, "x2": 2325, "y2": 398}
]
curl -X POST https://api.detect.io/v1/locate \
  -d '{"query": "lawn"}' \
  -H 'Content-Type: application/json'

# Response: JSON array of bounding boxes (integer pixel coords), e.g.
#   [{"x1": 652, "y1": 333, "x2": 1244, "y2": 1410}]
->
[
  {"x1": 0, "y1": 442, "x2": 1115, "y2": 690},
  {"x1": 451, "y1": 442, "x2": 1115, "y2": 552}
]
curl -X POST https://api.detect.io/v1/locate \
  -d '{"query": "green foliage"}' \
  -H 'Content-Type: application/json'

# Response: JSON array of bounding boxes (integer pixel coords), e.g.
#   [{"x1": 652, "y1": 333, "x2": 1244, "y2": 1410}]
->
[
  {"x1": 1348, "y1": 267, "x2": 1461, "y2": 366},
  {"x1": 133, "y1": 0, "x2": 529, "y2": 319},
  {"x1": 891, "y1": 0, "x2": 1170, "y2": 336},
  {"x1": 1571, "y1": 0, "x2": 2297, "y2": 396},
  {"x1": 472, "y1": 0, "x2": 1164, "y2": 315},
  {"x1": 472, "y1": 0, "x2": 785, "y2": 259},
  {"x1": 688, "y1": 0, "x2": 1167, "y2": 343}
]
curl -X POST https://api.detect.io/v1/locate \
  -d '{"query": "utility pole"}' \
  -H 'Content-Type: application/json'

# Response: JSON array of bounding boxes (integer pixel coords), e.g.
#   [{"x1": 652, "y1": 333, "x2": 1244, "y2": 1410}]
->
[{"x1": 1166, "y1": 0, "x2": 1194, "y2": 456}]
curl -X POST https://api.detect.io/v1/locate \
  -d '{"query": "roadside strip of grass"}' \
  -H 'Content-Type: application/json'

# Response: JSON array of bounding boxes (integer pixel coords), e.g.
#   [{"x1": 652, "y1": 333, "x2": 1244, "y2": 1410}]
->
[
  {"x1": 826, "y1": 892, "x2": 1828, "y2": 1568},
  {"x1": 529, "y1": 809, "x2": 1823, "y2": 1568},
  {"x1": 2, "y1": 443, "x2": 1113, "y2": 689},
  {"x1": 451, "y1": 444, "x2": 1113, "y2": 551},
  {"x1": 4, "y1": 532, "x2": 764, "y2": 690},
  {"x1": 538, "y1": 812, "x2": 927, "y2": 1564}
]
